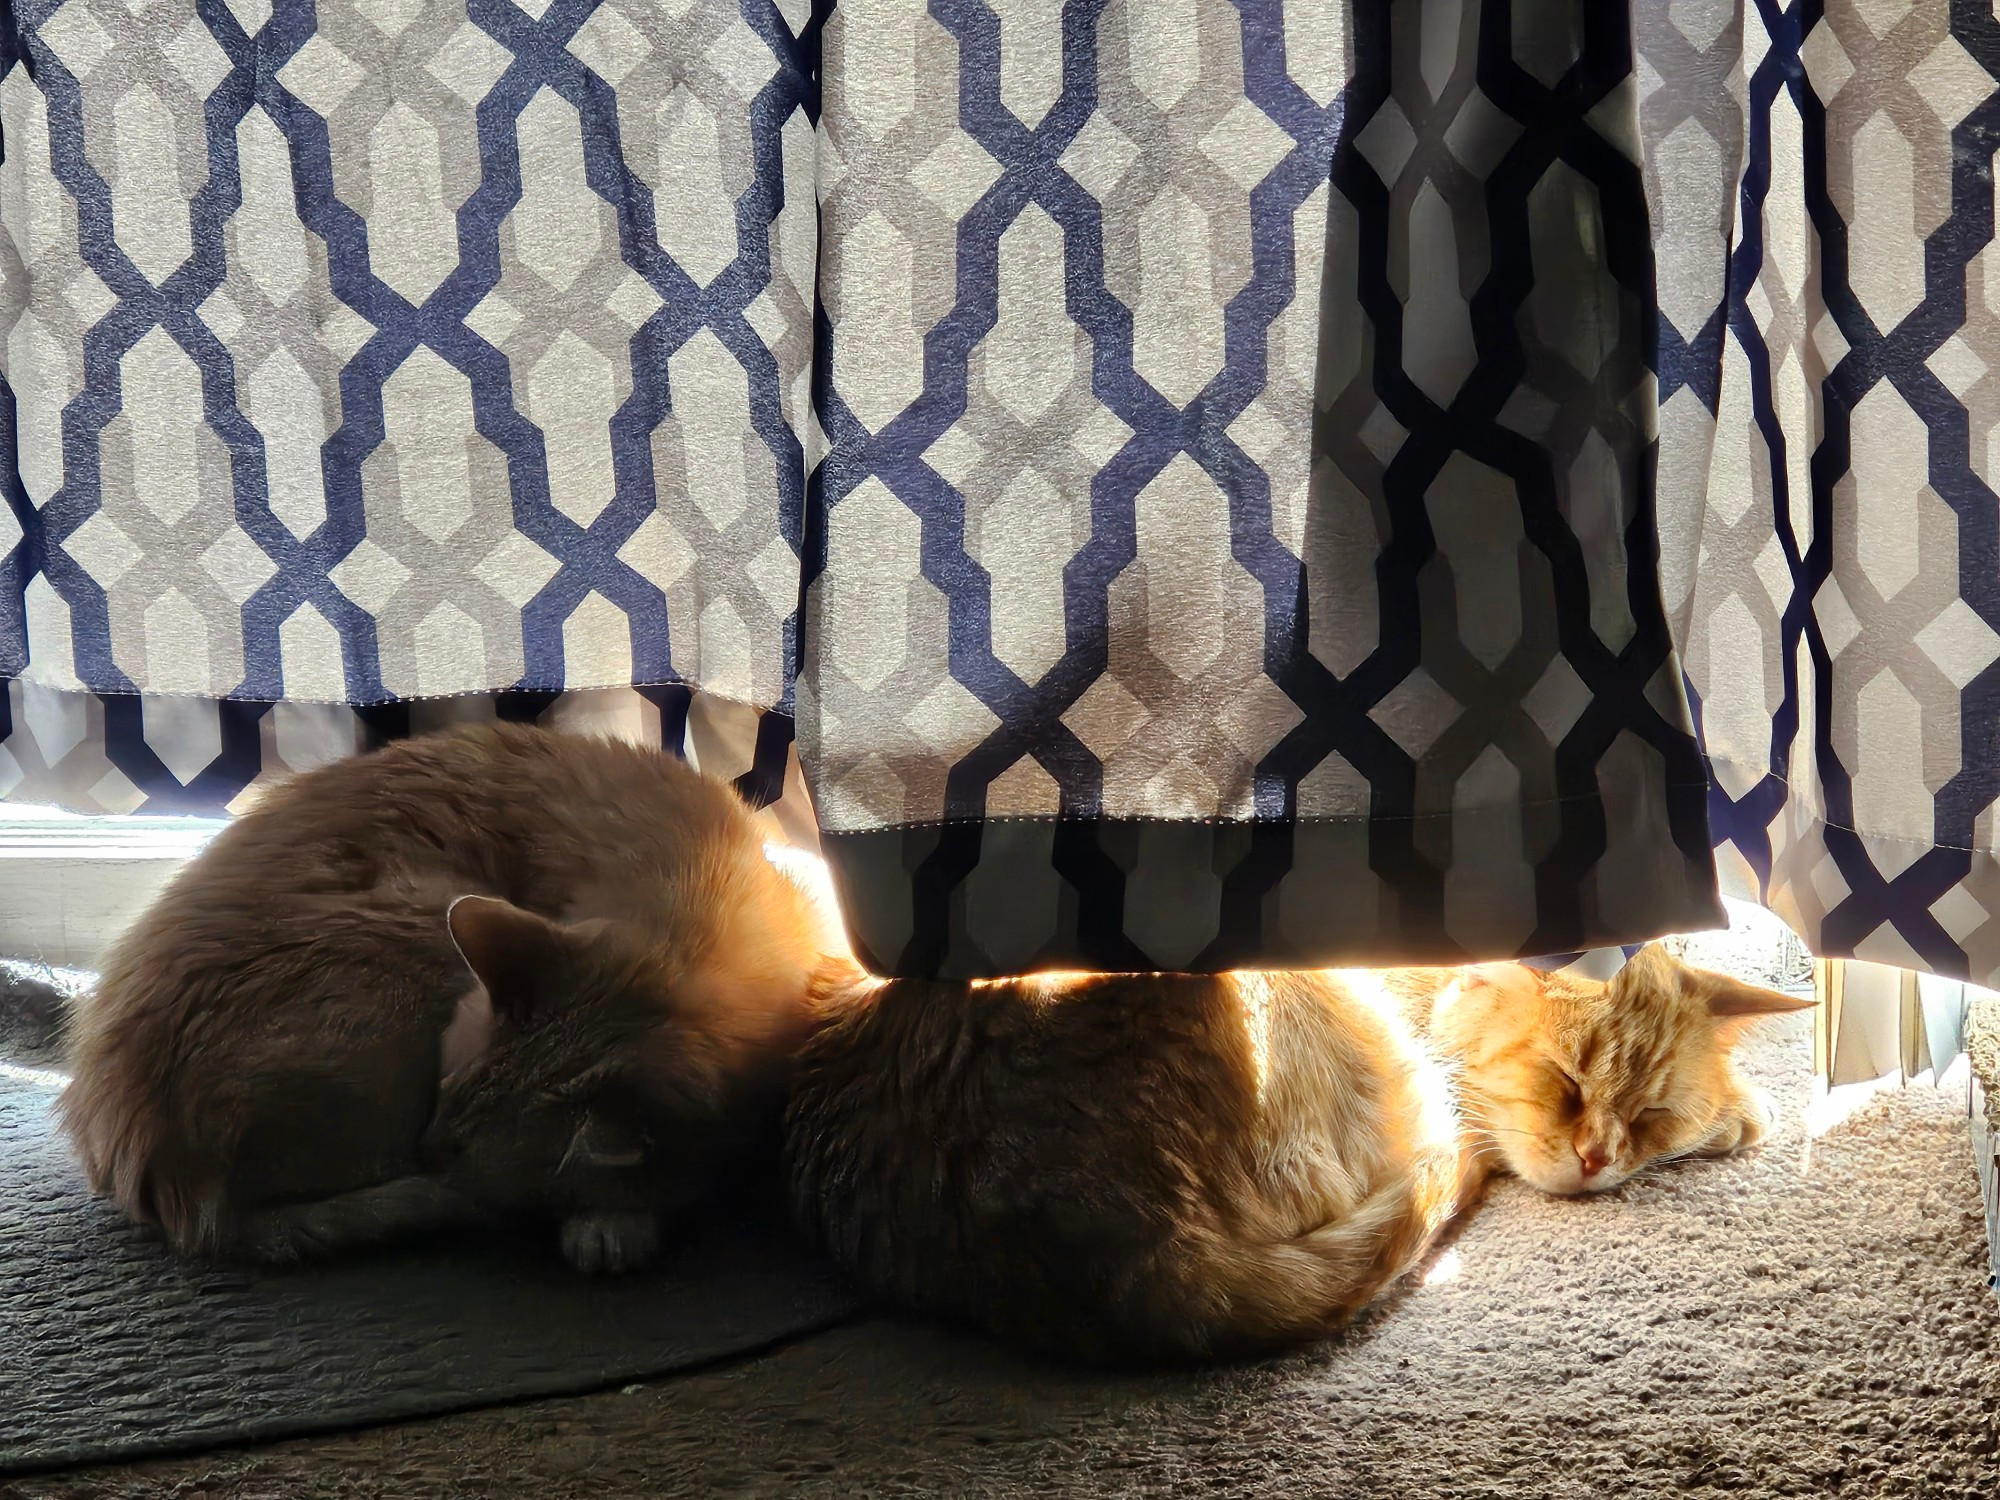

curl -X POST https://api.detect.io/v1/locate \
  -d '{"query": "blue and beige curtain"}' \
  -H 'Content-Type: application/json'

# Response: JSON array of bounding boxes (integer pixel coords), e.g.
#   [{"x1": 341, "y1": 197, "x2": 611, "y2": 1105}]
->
[{"x1": 0, "y1": 0, "x2": 1993, "y2": 1029}]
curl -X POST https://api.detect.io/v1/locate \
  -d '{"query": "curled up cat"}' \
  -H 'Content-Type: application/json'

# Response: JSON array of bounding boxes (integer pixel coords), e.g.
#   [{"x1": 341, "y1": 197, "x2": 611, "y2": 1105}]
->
[
  {"x1": 786, "y1": 948, "x2": 1813, "y2": 1364},
  {"x1": 60, "y1": 723, "x2": 846, "y2": 1274}
]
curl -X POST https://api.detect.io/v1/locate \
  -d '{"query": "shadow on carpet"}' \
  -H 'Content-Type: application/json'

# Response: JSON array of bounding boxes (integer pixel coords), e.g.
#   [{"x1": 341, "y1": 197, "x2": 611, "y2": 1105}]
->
[{"x1": 0, "y1": 970, "x2": 860, "y2": 1477}]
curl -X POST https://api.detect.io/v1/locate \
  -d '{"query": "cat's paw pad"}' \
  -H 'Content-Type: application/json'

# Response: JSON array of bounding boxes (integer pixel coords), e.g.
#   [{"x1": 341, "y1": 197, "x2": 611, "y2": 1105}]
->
[{"x1": 559, "y1": 1213, "x2": 658, "y2": 1275}]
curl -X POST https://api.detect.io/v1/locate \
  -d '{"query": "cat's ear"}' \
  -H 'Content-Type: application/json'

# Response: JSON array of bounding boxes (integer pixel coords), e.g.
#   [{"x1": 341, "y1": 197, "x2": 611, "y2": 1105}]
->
[
  {"x1": 1699, "y1": 973, "x2": 1815, "y2": 1021},
  {"x1": 1617, "y1": 945, "x2": 1814, "y2": 1028},
  {"x1": 447, "y1": 895, "x2": 572, "y2": 1029},
  {"x1": 1607, "y1": 942, "x2": 1680, "y2": 999}
]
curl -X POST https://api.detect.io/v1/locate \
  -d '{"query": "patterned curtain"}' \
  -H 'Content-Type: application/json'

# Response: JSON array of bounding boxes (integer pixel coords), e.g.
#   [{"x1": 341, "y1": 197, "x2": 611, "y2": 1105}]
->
[
  {"x1": 0, "y1": 0, "x2": 821, "y2": 819},
  {"x1": 0, "y1": 0, "x2": 1732, "y2": 980},
  {"x1": 802, "y1": 1, "x2": 1731, "y2": 975},
  {"x1": 11, "y1": 0, "x2": 2000, "y2": 1009},
  {"x1": 1645, "y1": 0, "x2": 2000, "y2": 1046}
]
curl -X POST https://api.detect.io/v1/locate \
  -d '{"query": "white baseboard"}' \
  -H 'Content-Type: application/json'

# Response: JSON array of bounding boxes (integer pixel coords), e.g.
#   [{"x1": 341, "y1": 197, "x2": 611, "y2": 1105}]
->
[{"x1": 0, "y1": 814, "x2": 219, "y2": 969}]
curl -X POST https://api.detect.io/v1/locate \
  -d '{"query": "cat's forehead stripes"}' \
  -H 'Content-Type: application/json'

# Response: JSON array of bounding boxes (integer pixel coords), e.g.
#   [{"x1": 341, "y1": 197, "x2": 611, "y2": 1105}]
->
[{"x1": 1558, "y1": 983, "x2": 1696, "y2": 1104}]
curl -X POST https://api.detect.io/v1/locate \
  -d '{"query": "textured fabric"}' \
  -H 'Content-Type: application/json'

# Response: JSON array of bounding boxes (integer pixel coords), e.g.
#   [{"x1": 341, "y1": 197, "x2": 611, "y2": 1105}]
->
[
  {"x1": 0, "y1": 677, "x2": 819, "y2": 848},
  {"x1": 0, "y1": 0, "x2": 1730, "y2": 977},
  {"x1": 800, "y1": 0, "x2": 1724, "y2": 973},
  {"x1": 0, "y1": 0, "x2": 815, "y2": 709},
  {"x1": 1643, "y1": 2, "x2": 2000, "y2": 993},
  {"x1": 23, "y1": 0, "x2": 2000, "y2": 994}
]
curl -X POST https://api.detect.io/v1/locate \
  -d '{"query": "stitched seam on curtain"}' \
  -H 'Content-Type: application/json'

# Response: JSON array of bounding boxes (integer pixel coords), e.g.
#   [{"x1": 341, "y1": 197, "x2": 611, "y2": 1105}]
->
[
  {"x1": 817, "y1": 791, "x2": 1718, "y2": 833},
  {"x1": 1735, "y1": 819, "x2": 1992, "y2": 854},
  {"x1": 0, "y1": 674, "x2": 786, "y2": 714},
  {"x1": 1710, "y1": 756, "x2": 1982, "y2": 852}
]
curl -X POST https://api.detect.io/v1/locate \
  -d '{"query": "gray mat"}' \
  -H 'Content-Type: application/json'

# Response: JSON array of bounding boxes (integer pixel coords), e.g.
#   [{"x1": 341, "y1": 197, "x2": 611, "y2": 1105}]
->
[{"x1": 0, "y1": 973, "x2": 859, "y2": 1477}]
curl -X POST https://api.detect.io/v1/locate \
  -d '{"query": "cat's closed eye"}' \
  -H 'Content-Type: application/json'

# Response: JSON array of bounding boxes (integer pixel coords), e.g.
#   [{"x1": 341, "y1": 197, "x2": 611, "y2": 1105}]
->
[
  {"x1": 1632, "y1": 1106, "x2": 1675, "y2": 1128},
  {"x1": 1552, "y1": 1068, "x2": 1583, "y2": 1111},
  {"x1": 566, "y1": 1114, "x2": 651, "y2": 1171}
]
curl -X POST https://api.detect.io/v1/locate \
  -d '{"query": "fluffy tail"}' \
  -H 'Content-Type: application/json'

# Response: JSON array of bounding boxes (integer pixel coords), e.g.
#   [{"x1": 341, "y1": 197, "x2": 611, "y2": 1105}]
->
[
  {"x1": 1124, "y1": 1172, "x2": 1444, "y2": 1364},
  {"x1": 56, "y1": 969, "x2": 232, "y2": 1257}
]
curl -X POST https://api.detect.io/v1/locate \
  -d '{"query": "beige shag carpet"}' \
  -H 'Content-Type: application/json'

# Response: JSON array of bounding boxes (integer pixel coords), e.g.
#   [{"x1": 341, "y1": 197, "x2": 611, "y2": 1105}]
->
[{"x1": 18, "y1": 1012, "x2": 2000, "y2": 1500}]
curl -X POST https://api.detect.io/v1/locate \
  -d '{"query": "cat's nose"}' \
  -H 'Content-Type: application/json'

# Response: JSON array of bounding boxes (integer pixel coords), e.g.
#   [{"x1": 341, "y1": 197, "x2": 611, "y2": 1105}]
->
[{"x1": 1576, "y1": 1144, "x2": 1610, "y2": 1179}]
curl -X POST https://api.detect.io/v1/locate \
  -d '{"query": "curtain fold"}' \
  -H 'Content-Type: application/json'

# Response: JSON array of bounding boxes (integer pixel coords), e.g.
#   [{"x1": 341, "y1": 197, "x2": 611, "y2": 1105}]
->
[
  {"x1": 801, "y1": 0, "x2": 1728, "y2": 973},
  {"x1": 8, "y1": 0, "x2": 2000, "y2": 1007},
  {"x1": 0, "y1": 0, "x2": 816, "y2": 710},
  {"x1": 0, "y1": 0, "x2": 1733, "y2": 979},
  {"x1": 1646, "y1": 0, "x2": 2000, "y2": 996}
]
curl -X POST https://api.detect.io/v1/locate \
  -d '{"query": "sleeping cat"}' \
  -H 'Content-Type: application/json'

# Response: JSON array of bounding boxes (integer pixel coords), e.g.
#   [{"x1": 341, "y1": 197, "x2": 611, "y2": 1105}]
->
[
  {"x1": 786, "y1": 948, "x2": 1811, "y2": 1364},
  {"x1": 61, "y1": 722, "x2": 842, "y2": 1273}
]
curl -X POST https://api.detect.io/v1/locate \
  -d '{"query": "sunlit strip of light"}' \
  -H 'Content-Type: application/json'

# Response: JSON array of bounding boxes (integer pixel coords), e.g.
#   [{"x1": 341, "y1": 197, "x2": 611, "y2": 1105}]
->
[
  {"x1": 0, "y1": 1060, "x2": 68, "y2": 1090},
  {"x1": 763, "y1": 841, "x2": 843, "y2": 918},
  {"x1": 763, "y1": 841, "x2": 857, "y2": 962},
  {"x1": 1432, "y1": 976, "x2": 1466, "y2": 1020},
  {"x1": 1421, "y1": 1246, "x2": 1463, "y2": 1287},
  {"x1": 1331, "y1": 967, "x2": 1390, "y2": 1013},
  {"x1": 1029, "y1": 971, "x2": 1095, "y2": 993},
  {"x1": 1232, "y1": 971, "x2": 1275, "y2": 1103}
]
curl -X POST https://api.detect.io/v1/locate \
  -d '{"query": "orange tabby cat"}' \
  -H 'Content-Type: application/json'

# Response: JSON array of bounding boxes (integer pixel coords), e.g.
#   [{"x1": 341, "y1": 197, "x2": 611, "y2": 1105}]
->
[{"x1": 786, "y1": 947, "x2": 1810, "y2": 1364}]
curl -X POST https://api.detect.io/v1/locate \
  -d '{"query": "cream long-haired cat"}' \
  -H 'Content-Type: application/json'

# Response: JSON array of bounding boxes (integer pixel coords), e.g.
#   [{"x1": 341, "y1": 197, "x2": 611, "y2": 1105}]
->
[{"x1": 786, "y1": 948, "x2": 1811, "y2": 1364}]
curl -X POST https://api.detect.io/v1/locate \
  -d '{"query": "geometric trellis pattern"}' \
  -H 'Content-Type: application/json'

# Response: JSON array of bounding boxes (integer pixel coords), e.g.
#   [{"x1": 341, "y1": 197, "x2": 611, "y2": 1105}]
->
[
  {"x1": 11, "y1": 0, "x2": 2000, "y2": 991},
  {"x1": 1646, "y1": 1, "x2": 2000, "y2": 988},
  {"x1": 803, "y1": 0, "x2": 1727, "y2": 975},
  {"x1": 1, "y1": 0, "x2": 1783, "y2": 981},
  {"x1": 0, "y1": 0, "x2": 814, "y2": 707}
]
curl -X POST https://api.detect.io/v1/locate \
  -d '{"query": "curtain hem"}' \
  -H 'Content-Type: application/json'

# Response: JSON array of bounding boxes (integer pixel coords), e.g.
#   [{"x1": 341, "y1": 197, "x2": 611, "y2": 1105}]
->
[{"x1": 822, "y1": 814, "x2": 1726, "y2": 979}]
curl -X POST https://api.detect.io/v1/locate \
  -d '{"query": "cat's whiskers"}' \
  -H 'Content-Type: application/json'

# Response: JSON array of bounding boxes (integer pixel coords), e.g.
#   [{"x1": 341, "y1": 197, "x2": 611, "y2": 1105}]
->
[
  {"x1": 556, "y1": 1119, "x2": 588, "y2": 1176},
  {"x1": 1455, "y1": 1112, "x2": 1538, "y2": 1142},
  {"x1": 1644, "y1": 1144, "x2": 1714, "y2": 1169}
]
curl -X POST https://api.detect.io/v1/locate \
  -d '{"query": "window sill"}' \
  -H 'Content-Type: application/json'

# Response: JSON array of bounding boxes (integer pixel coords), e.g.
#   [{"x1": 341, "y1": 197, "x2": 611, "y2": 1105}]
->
[{"x1": 0, "y1": 811, "x2": 221, "y2": 969}]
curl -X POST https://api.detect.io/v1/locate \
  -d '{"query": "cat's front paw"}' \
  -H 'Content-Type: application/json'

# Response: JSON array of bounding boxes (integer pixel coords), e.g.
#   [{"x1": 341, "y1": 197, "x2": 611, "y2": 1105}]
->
[
  {"x1": 233, "y1": 1206, "x2": 337, "y2": 1265},
  {"x1": 559, "y1": 1212, "x2": 658, "y2": 1274},
  {"x1": 1699, "y1": 1086, "x2": 1779, "y2": 1157}
]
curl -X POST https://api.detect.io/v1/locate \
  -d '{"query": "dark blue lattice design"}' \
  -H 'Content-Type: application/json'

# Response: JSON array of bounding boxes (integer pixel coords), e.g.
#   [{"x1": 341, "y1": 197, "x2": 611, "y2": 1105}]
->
[
  {"x1": 804, "y1": 0, "x2": 1726, "y2": 975},
  {"x1": 1693, "y1": 1, "x2": 1815, "y2": 916},
  {"x1": 4, "y1": 0, "x2": 814, "y2": 705},
  {"x1": 0, "y1": 0, "x2": 1740, "y2": 982},
  {"x1": 1806, "y1": 0, "x2": 2000, "y2": 973},
  {"x1": 0, "y1": 0, "x2": 28, "y2": 682},
  {"x1": 0, "y1": 375, "x2": 29, "y2": 681},
  {"x1": 1694, "y1": 0, "x2": 2000, "y2": 982},
  {"x1": 0, "y1": 681, "x2": 797, "y2": 816}
]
